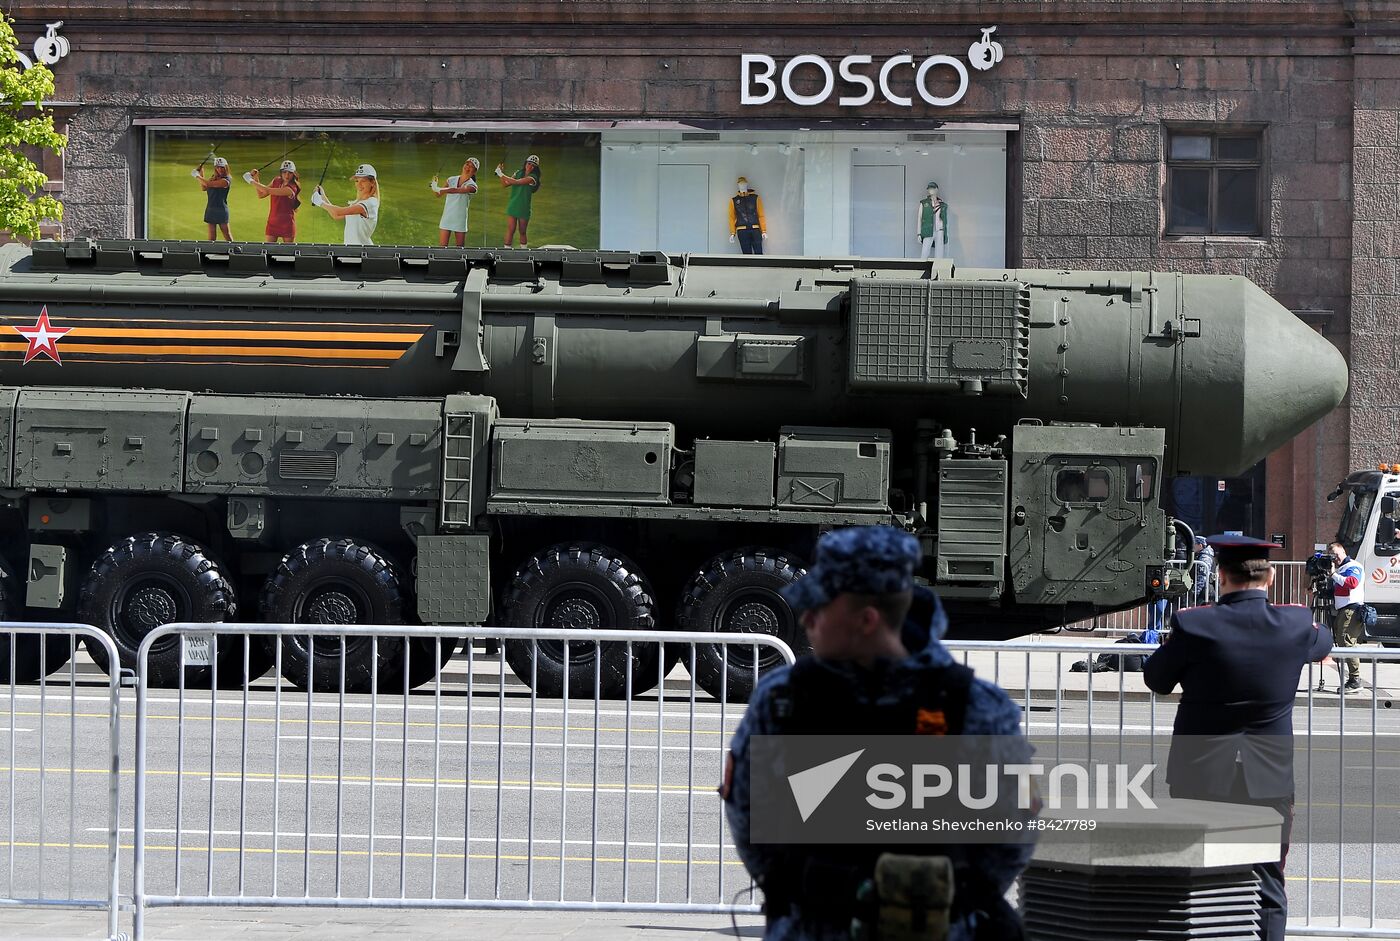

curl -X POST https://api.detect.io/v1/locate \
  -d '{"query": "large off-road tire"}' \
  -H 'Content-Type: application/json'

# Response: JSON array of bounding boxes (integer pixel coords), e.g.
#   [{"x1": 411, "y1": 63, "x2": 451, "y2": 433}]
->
[
  {"x1": 0, "y1": 560, "x2": 72, "y2": 684},
  {"x1": 406, "y1": 635, "x2": 459, "y2": 690},
  {"x1": 261, "y1": 538, "x2": 406, "y2": 694},
  {"x1": 677, "y1": 548, "x2": 808, "y2": 704},
  {"x1": 502, "y1": 544, "x2": 660, "y2": 699},
  {"x1": 78, "y1": 533, "x2": 239, "y2": 688}
]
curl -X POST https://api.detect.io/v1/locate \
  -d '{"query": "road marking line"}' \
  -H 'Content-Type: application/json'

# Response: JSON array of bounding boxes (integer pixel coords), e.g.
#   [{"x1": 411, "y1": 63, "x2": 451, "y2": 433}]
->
[
  {"x1": 0, "y1": 766, "x2": 716, "y2": 793},
  {"x1": 5, "y1": 692, "x2": 739, "y2": 724},
  {"x1": 3, "y1": 710, "x2": 734, "y2": 738},
  {"x1": 273, "y1": 734, "x2": 721, "y2": 753},
  {"x1": 0, "y1": 839, "x2": 746, "y2": 867},
  {"x1": 92, "y1": 827, "x2": 731, "y2": 851}
]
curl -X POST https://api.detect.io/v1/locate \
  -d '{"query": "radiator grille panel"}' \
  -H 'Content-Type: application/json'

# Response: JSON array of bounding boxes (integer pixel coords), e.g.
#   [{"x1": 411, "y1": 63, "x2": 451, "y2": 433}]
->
[
  {"x1": 278, "y1": 450, "x2": 337, "y2": 481},
  {"x1": 848, "y1": 279, "x2": 1030, "y2": 396}
]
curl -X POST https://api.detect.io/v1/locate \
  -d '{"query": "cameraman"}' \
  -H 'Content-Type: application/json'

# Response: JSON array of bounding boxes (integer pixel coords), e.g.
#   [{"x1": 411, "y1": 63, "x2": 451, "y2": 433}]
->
[{"x1": 1324, "y1": 542, "x2": 1365, "y2": 693}]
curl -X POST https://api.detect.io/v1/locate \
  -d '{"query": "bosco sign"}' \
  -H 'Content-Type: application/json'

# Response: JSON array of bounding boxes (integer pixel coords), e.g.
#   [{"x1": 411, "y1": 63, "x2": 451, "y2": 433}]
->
[{"x1": 740, "y1": 26, "x2": 1004, "y2": 108}]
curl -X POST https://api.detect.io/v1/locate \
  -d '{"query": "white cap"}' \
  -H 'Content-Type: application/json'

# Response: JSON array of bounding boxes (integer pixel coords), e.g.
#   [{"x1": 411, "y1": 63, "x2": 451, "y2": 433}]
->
[
  {"x1": 466, "y1": 157, "x2": 480, "y2": 169},
  {"x1": 212, "y1": 156, "x2": 228, "y2": 168},
  {"x1": 526, "y1": 154, "x2": 541, "y2": 166},
  {"x1": 280, "y1": 159, "x2": 297, "y2": 172},
  {"x1": 351, "y1": 163, "x2": 377, "y2": 179}
]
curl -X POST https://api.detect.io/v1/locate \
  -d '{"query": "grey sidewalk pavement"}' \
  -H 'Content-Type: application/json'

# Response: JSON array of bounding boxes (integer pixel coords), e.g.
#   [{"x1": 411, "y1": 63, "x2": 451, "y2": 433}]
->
[
  {"x1": 0, "y1": 907, "x2": 1388, "y2": 940},
  {"x1": 0, "y1": 907, "x2": 766, "y2": 940}
]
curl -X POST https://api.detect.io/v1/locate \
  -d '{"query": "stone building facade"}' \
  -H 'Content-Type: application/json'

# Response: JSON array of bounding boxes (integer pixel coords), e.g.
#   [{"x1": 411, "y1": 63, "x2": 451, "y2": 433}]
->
[{"x1": 10, "y1": 0, "x2": 1396, "y2": 556}]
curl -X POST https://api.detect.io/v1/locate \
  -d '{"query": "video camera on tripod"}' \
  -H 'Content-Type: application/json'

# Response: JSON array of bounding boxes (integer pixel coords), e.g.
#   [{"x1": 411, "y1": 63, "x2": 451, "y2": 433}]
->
[{"x1": 1306, "y1": 550, "x2": 1336, "y2": 610}]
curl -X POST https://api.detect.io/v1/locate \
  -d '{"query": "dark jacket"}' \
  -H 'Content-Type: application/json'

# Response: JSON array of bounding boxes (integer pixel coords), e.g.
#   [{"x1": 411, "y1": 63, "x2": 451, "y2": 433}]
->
[
  {"x1": 724, "y1": 586, "x2": 1035, "y2": 941},
  {"x1": 1143, "y1": 589, "x2": 1331, "y2": 798}
]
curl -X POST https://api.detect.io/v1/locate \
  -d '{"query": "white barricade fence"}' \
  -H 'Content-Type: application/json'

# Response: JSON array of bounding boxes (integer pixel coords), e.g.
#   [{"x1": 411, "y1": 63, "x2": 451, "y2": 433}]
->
[
  {"x1": 0, "y1": 622, "x2": 123, "y2": 940},
  {"x1": 130, "y1": 623, "x2": 793, "y2": 940},
  {"x1": 943, "y1": 639, "x2": 1400, "y2": 939},
  {"x1": 1069, "y1": 559, "x2": 1313, "y2": 635}
]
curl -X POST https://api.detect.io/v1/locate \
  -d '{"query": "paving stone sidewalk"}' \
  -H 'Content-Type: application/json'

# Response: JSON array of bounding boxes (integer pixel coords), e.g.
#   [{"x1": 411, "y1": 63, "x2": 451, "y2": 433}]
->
[
  {"x1": 0, "y1": 908, "x2": 766, "y2": 941},
  {"x1": 0, "y1": 907, "x2": 1384, "y2": 940}
]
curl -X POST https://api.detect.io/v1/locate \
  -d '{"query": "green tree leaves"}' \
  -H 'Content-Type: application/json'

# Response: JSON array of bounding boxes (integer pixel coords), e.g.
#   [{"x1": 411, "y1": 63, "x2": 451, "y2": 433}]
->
[{"x1": 0, "y1": 16, "x2": 65, "y2": 242}]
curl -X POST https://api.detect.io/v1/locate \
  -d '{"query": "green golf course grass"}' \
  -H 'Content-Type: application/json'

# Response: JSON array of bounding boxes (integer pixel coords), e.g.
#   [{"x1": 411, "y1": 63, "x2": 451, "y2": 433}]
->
[{"x1": 147, "y1": 137, "x2": 601, "y2": 248}]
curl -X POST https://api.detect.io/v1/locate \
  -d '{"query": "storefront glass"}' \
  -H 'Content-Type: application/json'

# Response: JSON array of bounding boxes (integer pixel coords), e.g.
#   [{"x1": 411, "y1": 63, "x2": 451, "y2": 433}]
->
[
  {"x1": 146, "y1": 129, "x2": 601, "y2": 249},
  {"x1": 144, "y1": 125, "x2": 1007, "y2": 264}
]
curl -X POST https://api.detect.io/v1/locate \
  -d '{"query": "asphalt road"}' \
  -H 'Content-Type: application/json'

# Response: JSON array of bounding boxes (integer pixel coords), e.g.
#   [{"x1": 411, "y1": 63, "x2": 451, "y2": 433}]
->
[{"x1": 3, "y1": 648, "x2": 1400, "y2": 934}]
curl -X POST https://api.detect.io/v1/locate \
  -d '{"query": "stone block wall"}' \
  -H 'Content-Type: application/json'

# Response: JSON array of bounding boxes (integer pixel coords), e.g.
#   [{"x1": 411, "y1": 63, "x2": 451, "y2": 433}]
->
[{"x1": 1350, "y1": 33, "x2": 1400, "y2": 476}]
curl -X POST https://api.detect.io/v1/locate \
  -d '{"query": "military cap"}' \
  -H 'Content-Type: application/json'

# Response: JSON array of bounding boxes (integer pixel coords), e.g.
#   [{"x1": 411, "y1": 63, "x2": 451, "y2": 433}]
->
[
  {"x1": 781, "y1": 525, "x2": 921, "y2": 612},
  {"x1": 1204, "y1": 533, "x2": 1282, "y2": 566}
]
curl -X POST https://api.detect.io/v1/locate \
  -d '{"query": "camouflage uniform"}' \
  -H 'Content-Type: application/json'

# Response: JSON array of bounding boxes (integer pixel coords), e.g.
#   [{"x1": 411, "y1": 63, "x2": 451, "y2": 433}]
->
[{"x1": 723, "y1": 526, "x2": 1036, "y2": 941}]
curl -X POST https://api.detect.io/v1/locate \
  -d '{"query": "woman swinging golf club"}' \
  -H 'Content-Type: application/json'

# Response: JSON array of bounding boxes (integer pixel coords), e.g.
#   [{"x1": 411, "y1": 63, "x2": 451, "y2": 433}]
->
[
  {"x1": 495, "y1": 153, "x2": 540, "y2": 249},
  {"x1": 246, "y1": 159, "x2": 301, "y2": 243},
  {"x1": 192, "y1": 155, "x2": 233, "y2": 242},
  {"x1": 432, "y1": 156, "x2": 479, "y2": 247},
  {"x1": 312, "y1": 163, "x2": 380, "y2": 246}
]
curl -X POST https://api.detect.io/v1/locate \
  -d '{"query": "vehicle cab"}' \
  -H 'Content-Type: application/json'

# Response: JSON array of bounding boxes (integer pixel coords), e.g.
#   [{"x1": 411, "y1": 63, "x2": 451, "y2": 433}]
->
[{"x1": 1332, "y1": 467, "x2": 1400, "y2": 643}]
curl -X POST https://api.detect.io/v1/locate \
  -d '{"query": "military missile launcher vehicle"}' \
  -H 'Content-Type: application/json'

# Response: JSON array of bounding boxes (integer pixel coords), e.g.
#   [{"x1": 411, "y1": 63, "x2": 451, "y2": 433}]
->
[{"x1": 0, "y1": 239, "x2": 1348, "y2": 698}]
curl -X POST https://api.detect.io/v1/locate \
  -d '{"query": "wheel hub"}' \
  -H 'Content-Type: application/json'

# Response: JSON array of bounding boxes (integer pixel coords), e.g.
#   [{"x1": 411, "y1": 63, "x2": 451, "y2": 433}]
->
[
  {"x1": 727, "y1": 600, "x2": 780, "y2": 636},
  {"x1": 124, "y1": 585, "x2": 178, "y2": 633},
  {"x1": 549, "y1": 597, "x2": 602, "y2": 631},
  {"x1": 304, "y1": 590, "x2": 359, "y2": 624}
]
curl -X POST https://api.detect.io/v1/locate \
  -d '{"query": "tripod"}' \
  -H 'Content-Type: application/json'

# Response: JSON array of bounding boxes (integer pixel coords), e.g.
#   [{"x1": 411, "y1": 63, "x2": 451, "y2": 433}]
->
[{"x1": 1312, "y1": 581, "x2": 1341, "y2": 692}]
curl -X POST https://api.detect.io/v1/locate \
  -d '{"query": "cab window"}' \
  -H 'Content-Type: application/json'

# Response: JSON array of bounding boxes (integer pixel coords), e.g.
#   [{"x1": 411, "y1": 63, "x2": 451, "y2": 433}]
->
[
  {"x1": 1340, "y1": 489, "x2": 1376, "y2": 547},
  {"x1": 1129, "y1": 460, "x2": 1156, "y2": 502},
  {"x1": 1056, "y1": 468, "x2": 1112, "y2": 504},
  {"x1": 1377, "y1": 493, "x2": 1400, "y2": 551}
]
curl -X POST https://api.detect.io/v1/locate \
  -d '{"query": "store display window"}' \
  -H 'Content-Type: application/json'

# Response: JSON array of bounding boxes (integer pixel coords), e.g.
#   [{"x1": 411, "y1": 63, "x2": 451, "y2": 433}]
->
[{"x1": 143, "y1": 124, "x2": 1008, "y2": 264}]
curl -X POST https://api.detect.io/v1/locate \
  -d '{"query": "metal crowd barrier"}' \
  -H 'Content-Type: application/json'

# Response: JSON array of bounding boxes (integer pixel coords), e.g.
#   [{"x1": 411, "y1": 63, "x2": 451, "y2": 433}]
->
[
  {"x1": 129, "y1": 622, "x2": 793, "y2": 940},
  {"x1": 4, "y1": 617, "x2": 1393, "y2": 939},
  {"x1": 1071, "y1": 559, "x2": 1312, "y2": 634},
  {"x1": 944, "y1": 639, "x2": 1400, "y2": 939},
  {"x1": 0, "y1": 622, "x2": 123, "y2": 941}
]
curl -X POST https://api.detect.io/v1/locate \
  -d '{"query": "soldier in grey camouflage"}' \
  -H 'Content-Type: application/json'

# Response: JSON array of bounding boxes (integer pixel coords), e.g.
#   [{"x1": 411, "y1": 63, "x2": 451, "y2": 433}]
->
[{"x1": 720, "y1": 525, "x2": 1037, "y2": 941}]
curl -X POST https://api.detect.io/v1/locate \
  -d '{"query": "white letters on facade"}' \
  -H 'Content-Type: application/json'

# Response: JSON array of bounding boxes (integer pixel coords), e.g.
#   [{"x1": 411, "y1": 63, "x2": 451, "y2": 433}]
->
[
  {"x1": 738, "y1": 28, "x2": 1002, "y2": 108},
  {"x1": 740, "y1": 54, "x2": 778, "y2": 106},
  {"x1": 780, "y1": 54, "x2": 836, "y2": 107},
  {"x1": 836, "y1": 55, "x2": 875, "y2": 107},
  {"x1": 914, "y1": 55, "x2": 968, "y2": 107},
  {"x1": 877, "y1": 55, "x2": 914, "y2": 107}
]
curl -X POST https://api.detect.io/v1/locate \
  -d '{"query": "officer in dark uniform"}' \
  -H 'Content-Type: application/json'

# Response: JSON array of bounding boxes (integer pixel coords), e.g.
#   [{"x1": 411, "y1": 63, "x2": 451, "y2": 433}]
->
[
  {"x1": 720, "y1": 526, "x2": 1035, "y2": 941},
  {"x1": 1143, "y1": 535, "x2": 1334, "y2": 941}
]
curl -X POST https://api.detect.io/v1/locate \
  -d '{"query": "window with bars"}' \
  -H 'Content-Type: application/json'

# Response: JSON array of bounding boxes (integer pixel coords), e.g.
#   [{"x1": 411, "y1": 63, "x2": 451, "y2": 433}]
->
[{"x1": 1165, "y1": 129, "x2": 1264, "y2": 236}]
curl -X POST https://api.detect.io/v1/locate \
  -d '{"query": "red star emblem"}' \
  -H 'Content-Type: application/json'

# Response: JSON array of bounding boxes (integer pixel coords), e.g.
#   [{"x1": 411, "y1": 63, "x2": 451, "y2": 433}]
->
[{"x1": 13, "y1": 307, "x2": 71, "y2": 365}]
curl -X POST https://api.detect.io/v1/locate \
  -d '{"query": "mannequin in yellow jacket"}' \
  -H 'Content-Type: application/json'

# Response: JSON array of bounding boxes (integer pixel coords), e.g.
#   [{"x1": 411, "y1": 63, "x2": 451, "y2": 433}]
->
[{"x1": 728, "y1": 177, "x2": 768, "y2": 255}]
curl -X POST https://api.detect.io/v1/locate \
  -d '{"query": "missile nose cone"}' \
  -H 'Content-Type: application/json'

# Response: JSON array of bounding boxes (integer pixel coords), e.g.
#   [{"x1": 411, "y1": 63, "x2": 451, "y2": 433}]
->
[
  {"x1": 1241, "y1": 284, "x2": 1348, "y2": 455},
  {"x1": 1178, "y1": 277, "x2": 1348, "y2": 476}
]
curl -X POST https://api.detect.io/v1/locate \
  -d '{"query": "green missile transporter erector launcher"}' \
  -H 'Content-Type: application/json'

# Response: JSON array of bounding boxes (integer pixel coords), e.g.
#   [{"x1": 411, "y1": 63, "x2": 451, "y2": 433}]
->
[{"x1": 0, "y1": 239, "x2": 1348, "y2": 699}]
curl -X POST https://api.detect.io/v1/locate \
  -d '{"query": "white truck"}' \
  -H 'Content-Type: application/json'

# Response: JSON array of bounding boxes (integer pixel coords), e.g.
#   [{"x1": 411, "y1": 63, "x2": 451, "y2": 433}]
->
[{"x1": 1329, "y1": 467, "x2": 1400, "y2": 645}]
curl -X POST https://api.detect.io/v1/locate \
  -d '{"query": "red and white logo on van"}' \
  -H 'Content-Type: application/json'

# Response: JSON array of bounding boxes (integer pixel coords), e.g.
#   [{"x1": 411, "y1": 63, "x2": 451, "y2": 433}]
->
[{"x1": 1373, "y1": 567, "x2": 1388, "y2": 585}]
